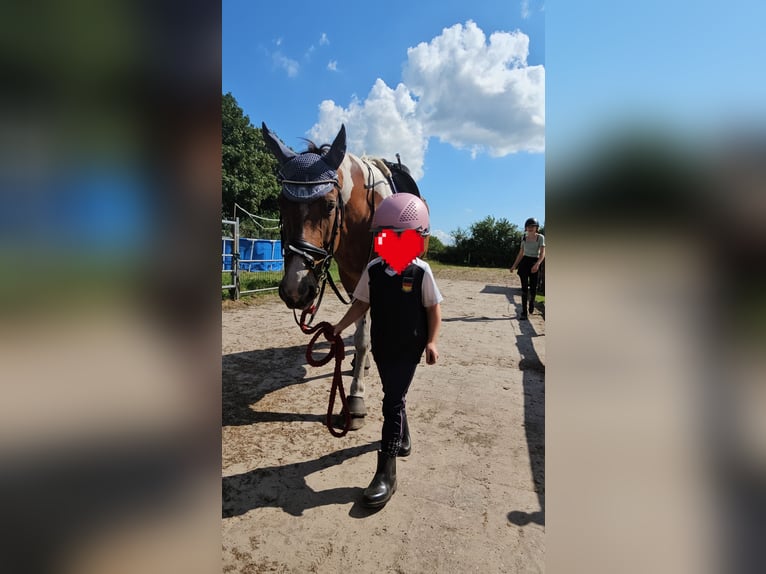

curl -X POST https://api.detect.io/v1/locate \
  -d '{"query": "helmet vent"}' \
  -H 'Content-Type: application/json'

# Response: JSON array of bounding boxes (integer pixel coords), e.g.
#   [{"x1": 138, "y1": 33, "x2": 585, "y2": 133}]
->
[{"x1": 400, "y1": 200, "x2": 419, "y2": 222}]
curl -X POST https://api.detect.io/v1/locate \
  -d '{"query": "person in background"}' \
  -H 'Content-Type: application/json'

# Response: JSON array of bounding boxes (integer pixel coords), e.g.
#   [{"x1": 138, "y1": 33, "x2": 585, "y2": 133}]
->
[
  {"x1": 509, "y1": 217, "x2": 545, "y2": 320},
  {"x1": 333, "y1": 193, "x2": 443, "y2": 508}
]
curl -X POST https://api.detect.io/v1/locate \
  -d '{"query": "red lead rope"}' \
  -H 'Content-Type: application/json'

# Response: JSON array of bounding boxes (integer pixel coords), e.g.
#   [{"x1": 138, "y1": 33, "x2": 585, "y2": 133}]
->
[{"x1": 299, "y1": 310, "x2": 351, "y2": 437}]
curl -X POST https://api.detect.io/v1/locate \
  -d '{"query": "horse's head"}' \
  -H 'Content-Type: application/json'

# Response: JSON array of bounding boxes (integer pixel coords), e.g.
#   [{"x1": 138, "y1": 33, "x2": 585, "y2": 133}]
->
[{"x1": 262, "y1": 123, "x2": 347, "y2": 310}]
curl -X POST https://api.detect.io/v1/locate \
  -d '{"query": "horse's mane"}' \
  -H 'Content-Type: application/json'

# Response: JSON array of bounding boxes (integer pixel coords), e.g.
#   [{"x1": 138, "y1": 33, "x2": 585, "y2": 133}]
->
[
  {"x1": 296, "y1": 139, "x2": 418, "y2": 197},
  {"x1": 298, "y1": 138, "x2": 331, "y2": 155}
]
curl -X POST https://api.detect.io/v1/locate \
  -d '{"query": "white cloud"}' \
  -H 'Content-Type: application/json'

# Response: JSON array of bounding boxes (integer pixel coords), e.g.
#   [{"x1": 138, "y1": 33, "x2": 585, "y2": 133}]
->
[
  {"x1": 431, "y1": 229, "x2": 454, "y2": 246},
  {"x1": 327, "y1": 60, "x2": 338, "y2": 72},
  {"x1": 523, "y1": 0, "x2": 545, "y2": 17},
  {"x1": 309, "y1": 79, "x2": 427, "y2": 179},
  {"x1": 319, "y1": 33, "x2": 329, "y2": 45},
  {"x1": 308, "y1": 20, "x2": 544, "y2": 180},
  {"x1": 403, "y1": 20, "x2": 544, "y2": 155},
  {"x1": 273, "y1": 52, "x2": 299, "y2": 77}
]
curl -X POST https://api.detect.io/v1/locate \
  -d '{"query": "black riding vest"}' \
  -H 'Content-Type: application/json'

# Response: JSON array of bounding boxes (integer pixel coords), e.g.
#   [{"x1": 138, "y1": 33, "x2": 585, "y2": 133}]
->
[{"x1": 368, "y1": 261, "x2": 428, "y2": 363}]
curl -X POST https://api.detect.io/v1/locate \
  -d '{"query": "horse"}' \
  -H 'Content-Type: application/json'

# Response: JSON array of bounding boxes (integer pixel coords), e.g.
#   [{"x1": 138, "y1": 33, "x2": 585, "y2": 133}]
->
[{"x1": 262, "y1": 122, "x2": 415, "y2": 430}]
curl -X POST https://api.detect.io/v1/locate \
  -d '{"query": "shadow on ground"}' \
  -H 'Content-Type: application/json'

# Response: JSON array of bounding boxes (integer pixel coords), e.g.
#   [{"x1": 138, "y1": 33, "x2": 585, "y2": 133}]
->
[
  {"x1": 481, "y1": 284, "x2": 545, "y2": 526},
  {"x1": 223, "y1": 442, "x2": 378, "y2": 517},
  {"x1": 223, "y1": 344, "x2": 358, "y2": 427}
]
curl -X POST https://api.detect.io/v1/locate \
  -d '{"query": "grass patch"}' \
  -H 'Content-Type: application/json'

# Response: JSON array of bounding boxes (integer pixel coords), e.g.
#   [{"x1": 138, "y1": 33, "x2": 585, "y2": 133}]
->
[
  {"x1": 222, "y1": 261, "x2": 342, "y2": 301},
  {"x1": 222, "y1": 260, "x2": 546, "y2": 305}
]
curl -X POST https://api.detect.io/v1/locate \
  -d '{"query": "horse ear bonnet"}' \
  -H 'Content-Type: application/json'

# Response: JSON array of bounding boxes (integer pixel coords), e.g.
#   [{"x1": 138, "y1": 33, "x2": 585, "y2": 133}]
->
[
  {"x1": 261, "y1": 123, "x2": 347, "y2": 203},
  {"x1": 261, "y1": 122, "x2": 297, "y2": 165}
]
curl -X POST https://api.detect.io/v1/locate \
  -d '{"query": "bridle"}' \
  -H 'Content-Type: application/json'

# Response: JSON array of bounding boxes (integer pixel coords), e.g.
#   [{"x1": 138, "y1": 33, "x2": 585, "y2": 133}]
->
[
  {"x1": 287, "y1": 158, "x2": 388, "y2": 321},
  {"x1": 277, "y1": 155, "x2": 390, "y2": 326},
  {"x1": 280, "y1": 182, "x2": 351, "y2": 326}
]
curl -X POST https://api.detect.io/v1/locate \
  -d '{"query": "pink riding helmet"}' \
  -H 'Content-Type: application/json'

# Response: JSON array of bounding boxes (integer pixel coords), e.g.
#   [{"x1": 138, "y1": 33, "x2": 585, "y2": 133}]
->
[{"x1": 371, "y1": 193, "x2": 430, "y2": 236}]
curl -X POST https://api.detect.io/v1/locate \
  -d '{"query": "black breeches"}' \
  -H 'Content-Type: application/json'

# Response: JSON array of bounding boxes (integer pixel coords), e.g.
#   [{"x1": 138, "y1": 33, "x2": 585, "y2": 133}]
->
[
  {"x1": 518, "y1": 256, "x2": 539, "y2": 296},
  {"x1": 375, "y1": 361, "x2": 418, "y2": 456}
]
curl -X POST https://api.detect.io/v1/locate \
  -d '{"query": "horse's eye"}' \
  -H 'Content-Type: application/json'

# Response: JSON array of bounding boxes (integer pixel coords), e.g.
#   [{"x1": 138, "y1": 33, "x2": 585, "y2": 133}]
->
[{"x1": 326, "y1": 201, "x2": 337, "y2": 213}]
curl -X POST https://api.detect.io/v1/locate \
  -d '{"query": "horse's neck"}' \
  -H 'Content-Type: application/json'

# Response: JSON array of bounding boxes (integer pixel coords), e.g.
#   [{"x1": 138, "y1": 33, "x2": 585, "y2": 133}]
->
[
  {"x1": 341, "y1": 153, "x2": 394, "y2": 207},
  {"x1": 334, "y1": 153, "x2": 392, "y2": 286}
]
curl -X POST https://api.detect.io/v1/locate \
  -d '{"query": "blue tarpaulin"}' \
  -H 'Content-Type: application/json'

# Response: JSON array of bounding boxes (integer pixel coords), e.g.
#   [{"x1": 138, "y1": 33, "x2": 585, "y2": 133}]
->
[
  {"x1": 251, "y1": 239, "x2": 282, "y2": 271},
  {"x1": 222, "y1": 238, "x2": 234, "y2": 271},
  {"x1": 221, "y1": 238, "x2": 282, "y2": 271}
]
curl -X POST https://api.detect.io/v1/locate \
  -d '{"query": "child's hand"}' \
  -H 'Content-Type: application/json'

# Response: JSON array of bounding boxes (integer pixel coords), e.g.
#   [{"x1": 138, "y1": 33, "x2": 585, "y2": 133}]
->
[{"x1": 425, "y1": 343, "x2": 439, "y2": 365}]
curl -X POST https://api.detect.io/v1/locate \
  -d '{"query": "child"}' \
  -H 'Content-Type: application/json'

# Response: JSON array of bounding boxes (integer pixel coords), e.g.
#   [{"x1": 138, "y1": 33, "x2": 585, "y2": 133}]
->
[
  {"x1": 509, "y1": 217, "x2": 546, "y2": 319},
  {"x1": 333, "y1": 193, "x2": 443, "y2": 508}
]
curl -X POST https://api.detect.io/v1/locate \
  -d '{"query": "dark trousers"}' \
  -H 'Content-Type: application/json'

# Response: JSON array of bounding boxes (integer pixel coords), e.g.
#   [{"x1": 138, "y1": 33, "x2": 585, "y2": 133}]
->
[
  {"x1": 517, "y1": 256, "x2": 539, "y2": 300},
  {"x1": 375, "y1": 360, "x2": 418, "y2": 456}
]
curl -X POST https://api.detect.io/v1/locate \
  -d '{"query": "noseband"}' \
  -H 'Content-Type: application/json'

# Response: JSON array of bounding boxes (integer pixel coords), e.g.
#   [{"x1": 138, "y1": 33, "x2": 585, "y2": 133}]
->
[{"x1": 281, "y1": 185, "x2": 351, "y2": 323}]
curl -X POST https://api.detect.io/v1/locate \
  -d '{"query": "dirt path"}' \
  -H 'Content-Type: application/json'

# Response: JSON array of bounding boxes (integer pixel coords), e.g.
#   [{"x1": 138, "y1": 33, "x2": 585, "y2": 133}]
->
[{"x1": 222, "y1": 268, "x2": 545, "y2": 573}]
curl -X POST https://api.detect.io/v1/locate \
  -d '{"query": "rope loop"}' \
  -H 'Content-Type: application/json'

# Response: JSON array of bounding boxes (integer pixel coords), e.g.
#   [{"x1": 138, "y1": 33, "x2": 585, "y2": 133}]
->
[{"x1": 299, "y1": 311, "x2": 351, "y2": 437}]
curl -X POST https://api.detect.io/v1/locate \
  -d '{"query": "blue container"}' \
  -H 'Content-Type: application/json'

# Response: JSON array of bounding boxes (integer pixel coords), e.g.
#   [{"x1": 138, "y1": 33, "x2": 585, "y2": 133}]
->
[
  {"x1": 222, "y1": 237, "x2": 234, "y2": 271},
  {"x1": 251, "y1": 239, "x2": 275, "y2": 271},
  {"x1": 272, "y1": 240, "x2": 283, "y2": 271},
  {"x1": 223, "y1": 237, "x2": 284, "y2": 272},
  {"x1": 238, "y1": 238, "x2": 255, "y2": 271}
]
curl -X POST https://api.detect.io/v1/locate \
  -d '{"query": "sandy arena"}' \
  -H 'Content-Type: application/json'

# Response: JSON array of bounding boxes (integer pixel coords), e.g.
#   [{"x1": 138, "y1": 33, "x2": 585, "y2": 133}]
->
[{"x1": 223, "y1": 267, "x2": 544, "y2": 573}]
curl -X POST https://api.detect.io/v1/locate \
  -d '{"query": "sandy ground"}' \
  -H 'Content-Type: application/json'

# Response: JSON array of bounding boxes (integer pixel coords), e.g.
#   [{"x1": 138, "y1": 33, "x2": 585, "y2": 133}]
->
[{"x1": 222, "y1": 267, "x2": 545, "y2": 573}]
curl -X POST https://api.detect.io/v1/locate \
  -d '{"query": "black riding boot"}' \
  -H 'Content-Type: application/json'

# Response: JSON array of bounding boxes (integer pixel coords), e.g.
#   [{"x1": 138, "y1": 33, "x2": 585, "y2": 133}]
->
[
  {"x1": 528, "y1": 290, "x2": 536, "y2": 314},
  {"x1": 520, "y1": 293, "x2": 528, "y2": 319},
  {"x1": 362, "y1": 451, "x2": 397, "y2": 508},
  {"x1": 399, "y1": 411, "x2": 411, "y2": 457}
]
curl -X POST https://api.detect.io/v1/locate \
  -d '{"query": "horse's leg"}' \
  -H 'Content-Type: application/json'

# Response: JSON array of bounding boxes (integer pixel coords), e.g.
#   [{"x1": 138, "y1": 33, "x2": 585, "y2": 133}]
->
[{"x1": 346, "y1": 309, "x2": 371, "y2": 429}]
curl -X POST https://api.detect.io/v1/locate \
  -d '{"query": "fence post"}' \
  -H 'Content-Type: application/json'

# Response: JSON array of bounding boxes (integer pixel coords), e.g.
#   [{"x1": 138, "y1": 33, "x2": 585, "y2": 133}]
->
[{"x1": 231, "y1": 217, "x2": 240, "y2": 300}]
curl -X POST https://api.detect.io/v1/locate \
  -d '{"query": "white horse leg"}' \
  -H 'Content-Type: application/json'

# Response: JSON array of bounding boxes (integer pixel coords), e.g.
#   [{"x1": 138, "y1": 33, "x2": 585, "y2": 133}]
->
[{"x1": 346, "y1": 310, "x2": 371, "y2": 426}]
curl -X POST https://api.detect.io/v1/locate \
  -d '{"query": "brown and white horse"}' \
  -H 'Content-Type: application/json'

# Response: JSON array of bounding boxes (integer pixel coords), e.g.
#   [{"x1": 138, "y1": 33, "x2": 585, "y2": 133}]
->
[{"x1": 261, "y1": 122, "x2": 399, "y2": 429}]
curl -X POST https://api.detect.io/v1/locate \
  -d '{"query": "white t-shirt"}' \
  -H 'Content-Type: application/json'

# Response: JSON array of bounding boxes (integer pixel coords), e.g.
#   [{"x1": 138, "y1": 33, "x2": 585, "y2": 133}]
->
[{"x1": 353, "y1": 257, "x2": 444, "y2": 307}]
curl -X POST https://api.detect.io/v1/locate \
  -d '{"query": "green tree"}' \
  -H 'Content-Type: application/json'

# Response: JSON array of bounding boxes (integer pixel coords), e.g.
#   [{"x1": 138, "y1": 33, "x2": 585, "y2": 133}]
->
[
  {"x1": 437, "y1": 216, "x2": 523, "y2": 267},
  {"x1": 222, "y1": 92, "x2": 281, "y2": 237},
  {"x1": 423, "y1": 234, "x2": 445, "y2": 259}
]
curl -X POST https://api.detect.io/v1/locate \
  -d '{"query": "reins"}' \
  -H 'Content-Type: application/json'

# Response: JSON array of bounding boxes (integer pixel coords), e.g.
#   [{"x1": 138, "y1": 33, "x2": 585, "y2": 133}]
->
[
  {"x1": 298, "y1": 309, "x2": 351, "y2": 437},
  {"x1": 283, "y1": 189, "x2": 351, "y2": 437}
]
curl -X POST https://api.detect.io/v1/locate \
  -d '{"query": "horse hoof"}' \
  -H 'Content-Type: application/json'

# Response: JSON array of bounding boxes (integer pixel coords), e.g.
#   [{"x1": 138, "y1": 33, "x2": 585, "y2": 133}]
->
[
  {"x1": 332, "y1": 414, "x2": 365, "y2": 431},
  {"x1": 347, "y1": 396, "x2": 367, "y2": 417}
]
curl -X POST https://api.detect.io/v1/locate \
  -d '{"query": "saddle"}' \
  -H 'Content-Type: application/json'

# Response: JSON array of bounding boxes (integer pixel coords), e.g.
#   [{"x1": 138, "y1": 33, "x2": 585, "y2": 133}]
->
[
  {"x1": 366, "y1": 156, "x2": 421, "y2": 198},
  {"x1": 384, "y1": 158, "x2": 421, "y2": 198}
]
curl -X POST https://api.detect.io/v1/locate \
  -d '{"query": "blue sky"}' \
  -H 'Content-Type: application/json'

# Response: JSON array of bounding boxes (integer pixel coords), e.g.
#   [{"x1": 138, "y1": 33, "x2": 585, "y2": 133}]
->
[{"x1": 223, "y1": 0, "x2": 545, "y2": 244}]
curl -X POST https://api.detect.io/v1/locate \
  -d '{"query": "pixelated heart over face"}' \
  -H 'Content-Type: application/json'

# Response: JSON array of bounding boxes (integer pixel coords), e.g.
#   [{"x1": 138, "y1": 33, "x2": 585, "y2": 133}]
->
[{"x1": 373, "y1": 229, "x2": 424, "y2": 274}]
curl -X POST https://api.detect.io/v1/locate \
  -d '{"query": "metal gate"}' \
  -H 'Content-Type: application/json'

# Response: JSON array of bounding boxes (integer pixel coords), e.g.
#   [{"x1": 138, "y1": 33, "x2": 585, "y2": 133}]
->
[{"x1": 222, "y1": 217, "x2": 284, "y2": 300}]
